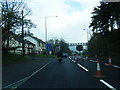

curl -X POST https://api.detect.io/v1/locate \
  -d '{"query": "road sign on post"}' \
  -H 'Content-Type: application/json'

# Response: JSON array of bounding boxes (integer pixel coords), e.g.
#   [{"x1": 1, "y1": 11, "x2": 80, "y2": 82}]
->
[
  {"x1": 76, "y1": 45, "x2": 83, "y2": 51},
  {"x1": 46, "y1": 44, "x2": 52, "y2": 52}
]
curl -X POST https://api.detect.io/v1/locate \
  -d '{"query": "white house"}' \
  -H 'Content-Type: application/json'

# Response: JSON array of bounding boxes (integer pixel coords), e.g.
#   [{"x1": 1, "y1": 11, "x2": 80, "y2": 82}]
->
[
  {"x1": 4, "y1": 32, "x2": 35, "y2": 55},
  {"x1": 24, "y1": 34, "x2": 46, "y2": 54}
]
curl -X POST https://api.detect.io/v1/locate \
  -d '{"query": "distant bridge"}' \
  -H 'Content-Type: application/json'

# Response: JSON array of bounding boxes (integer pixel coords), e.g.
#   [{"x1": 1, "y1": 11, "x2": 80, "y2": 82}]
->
[{"x1": 67, "y1": 43, "x2": 87, "y2": 46}]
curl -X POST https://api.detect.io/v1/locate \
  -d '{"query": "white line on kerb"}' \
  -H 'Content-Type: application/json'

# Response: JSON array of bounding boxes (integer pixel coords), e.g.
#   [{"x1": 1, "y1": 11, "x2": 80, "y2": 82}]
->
[
  {"x1": 100, "y1": 79, "x2": 117, "y2": 90},
  {"x1": 77, "y1": 63, "x2": 89, "y2": 72}
]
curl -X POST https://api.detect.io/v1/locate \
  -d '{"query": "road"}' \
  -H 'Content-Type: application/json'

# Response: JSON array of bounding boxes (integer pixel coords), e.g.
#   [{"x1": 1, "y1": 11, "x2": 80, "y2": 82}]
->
[{"x1": 2, "y1": 57, "x2": 120, "y2": 89}]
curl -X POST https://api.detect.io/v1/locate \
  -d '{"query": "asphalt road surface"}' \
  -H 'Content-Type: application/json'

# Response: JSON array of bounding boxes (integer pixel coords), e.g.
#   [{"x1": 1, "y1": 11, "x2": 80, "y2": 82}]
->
[{"x1": 2, "y1": 57, "x2": 120, "y2": 89}]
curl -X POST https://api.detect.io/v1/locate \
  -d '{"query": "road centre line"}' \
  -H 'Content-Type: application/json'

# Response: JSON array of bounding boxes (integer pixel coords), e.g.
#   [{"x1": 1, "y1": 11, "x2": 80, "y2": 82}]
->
[
  {"x1": 90, "y1": 60, "x2": 96, "y2": 62},
  {"x1": 113, "y1": 65, "x2": 120, "y2": 69},
  {"x1": 104, "y1": 63, "x2": 109, "y2": 65},
  {"x1": 3, "y1": 61, "x2": 52, "y2": 89},
  {"x1": 72, "y1": 60, "x2": 76, "y2": 63},
  {"x1": 77, "y1": 63, "x2": 89, "y2": 72},
  {"x1": 70, "y1": 59, "x2": 89, "y2": 71},
  {"x1": 100, "y1": 79, "x2": 117, "y2": 90},
  {"x1": 69, "y1": 57, "x2": 72, "y2": 60}
]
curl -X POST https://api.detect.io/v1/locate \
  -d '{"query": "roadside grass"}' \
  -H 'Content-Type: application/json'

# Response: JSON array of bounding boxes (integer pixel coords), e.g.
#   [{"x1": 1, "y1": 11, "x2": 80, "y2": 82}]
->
[
  {"x1": 2, "y1": 53, "x2": 31, "y2": 65},
  {"x1": 35, "y1": 54, "x2": 57, "y2": 58}
]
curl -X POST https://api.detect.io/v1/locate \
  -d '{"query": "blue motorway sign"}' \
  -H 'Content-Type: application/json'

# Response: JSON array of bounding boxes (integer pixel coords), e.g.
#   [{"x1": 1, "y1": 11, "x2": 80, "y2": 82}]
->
[{"x1": 46, "y1": 44, "x2": 52, "y2": 52}]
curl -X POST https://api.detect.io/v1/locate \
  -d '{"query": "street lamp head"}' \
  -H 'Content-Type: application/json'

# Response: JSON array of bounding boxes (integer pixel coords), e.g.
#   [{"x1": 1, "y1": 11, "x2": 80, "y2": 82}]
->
[{"x1": 55, "y1": 16, "x2": 58, "y2": 17}]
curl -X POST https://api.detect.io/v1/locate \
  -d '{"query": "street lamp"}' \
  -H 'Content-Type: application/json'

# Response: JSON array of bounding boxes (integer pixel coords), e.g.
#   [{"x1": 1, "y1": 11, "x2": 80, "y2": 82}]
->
[
  {"x1": 83, "y1": 29, "x2": 92, "y2": 42},
  {"x1": 45, "y1": 16, "x2": 58, "y2": 54},
  {"x1": 45, "y1": 16, "x2": 58, "y2": 43}
]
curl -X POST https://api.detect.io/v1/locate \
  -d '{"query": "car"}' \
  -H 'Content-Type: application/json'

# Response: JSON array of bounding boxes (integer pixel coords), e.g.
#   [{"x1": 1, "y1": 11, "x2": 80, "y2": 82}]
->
[{"x1": 62, "y1": 53, "x2": 68, "y2": 58}]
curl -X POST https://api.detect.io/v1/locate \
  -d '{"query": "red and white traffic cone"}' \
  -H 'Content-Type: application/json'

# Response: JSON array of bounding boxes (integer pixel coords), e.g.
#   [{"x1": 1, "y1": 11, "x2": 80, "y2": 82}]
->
[
  {"x1": 94, "y1": 59, "x2": 104, "y2": 78},
  {"x1": 108, "y1": 56, "x2": 112, "y2": 66}
]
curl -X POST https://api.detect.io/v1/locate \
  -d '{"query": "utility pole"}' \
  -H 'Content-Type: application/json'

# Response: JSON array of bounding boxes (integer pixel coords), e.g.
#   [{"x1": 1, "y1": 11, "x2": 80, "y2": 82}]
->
[
  {"x1": 45, "y1": 16, "x2": 58, "y2": 54},
  {"x1": 22, "y1": 10, "x2": 25, "y2": 56}
]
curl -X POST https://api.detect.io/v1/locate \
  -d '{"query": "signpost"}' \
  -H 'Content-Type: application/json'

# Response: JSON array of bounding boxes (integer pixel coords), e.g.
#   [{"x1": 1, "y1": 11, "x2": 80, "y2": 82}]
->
[
  {"x1": 46, "y1": 44, "x2": 52, "y2": 54},
  {"x1": 76, "y1": 45, "x2": 83, "y2": 51},
  {"x1": 76, "y1": 45, "x2": 83, "y2": 57}
]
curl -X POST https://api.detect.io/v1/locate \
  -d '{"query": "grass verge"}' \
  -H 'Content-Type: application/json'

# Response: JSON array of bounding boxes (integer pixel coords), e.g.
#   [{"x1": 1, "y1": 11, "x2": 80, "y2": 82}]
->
[
  {"x1": 35, "y1": 54, "x2": 57, "y2": 58},
  {"x1": 2, "y1": 53, "x2": 31, "y2": 65}
]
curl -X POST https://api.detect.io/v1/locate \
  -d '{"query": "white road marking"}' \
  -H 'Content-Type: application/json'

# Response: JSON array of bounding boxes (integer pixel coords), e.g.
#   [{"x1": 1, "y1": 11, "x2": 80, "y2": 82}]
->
[
  {"x1": 105, "y1": 63, "x2": 109, "y2": 65},
  {"x1": 3, "y1": 61, "x2": 52, "y2": 89},
  {"x1": 30, "y1": 62, "x2": 50, "y2": 77},
  {"x1": 69, "y1": 57, "x2": 70, "y2": 59},
  {"x1": 90, "y1": 60, "x2": 96, "y2": 62},
  {"x1": 3, "y1": 76, "x2": 30, "y2": 88},
  {"x1": 113, "y1": 65, "x2": 120, "y2": 69},
  {"x1": 105, "y1": 63, "x2": 120, "y2": 69},
  {"x1": 100, "y1": 79, "x2": 117, "y2": 90},
  {"x1": 77, "y1": 63, "x2": 89, "y2": 72},
  {"x1": 72, "y1": 60, "x2": 76, "y2": 63}
]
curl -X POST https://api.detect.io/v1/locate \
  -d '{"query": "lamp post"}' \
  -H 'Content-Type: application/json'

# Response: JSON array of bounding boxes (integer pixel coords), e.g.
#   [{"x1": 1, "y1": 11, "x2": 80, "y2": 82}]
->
[
  {"x1": 83, "y1": 29, "x2": 92, "y2": 42},
  {"x1": 45, "y1": 16, "x2": 58, "y2": 54},
  {"x1": 45, "y1": 16, "x2": 58, "y2": 43}
]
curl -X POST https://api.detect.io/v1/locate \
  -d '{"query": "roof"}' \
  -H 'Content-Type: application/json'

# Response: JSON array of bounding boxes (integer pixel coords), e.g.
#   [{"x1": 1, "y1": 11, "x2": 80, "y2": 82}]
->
[
  {"x1": 25, "y1": 34, "x2": 46, "y2": 44},
  {"x1": 10, "y1": 32, "x2": 35, "y2": 46}
]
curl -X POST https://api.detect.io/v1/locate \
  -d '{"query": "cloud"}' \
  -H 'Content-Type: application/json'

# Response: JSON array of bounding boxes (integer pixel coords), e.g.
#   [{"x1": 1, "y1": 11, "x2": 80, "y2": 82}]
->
[{"x1": 27, "y1": 0, "x2": 100, "y2": 43}]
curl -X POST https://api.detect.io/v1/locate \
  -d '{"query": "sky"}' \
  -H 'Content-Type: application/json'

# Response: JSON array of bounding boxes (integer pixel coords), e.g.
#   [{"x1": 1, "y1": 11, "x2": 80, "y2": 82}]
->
[{"x1": 26, "y1": 0, "x2": 101, "y2": 43}]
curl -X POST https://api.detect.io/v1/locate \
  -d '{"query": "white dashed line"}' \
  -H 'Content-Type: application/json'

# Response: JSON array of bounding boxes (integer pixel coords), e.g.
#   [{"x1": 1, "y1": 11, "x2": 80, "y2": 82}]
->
[
  {"x1": 113, "y1": 65, "x2": 120, "y2": 68},
  {"x1": 105, "y1": 63, "x2": 109, "y2": 65},
  {"x1": 72, "y1": 60, "x2": 76, "y2": 63},
  {"x1": 69, "y1": 57, "x2": 72, "y2": 60},
  {"x1": 77, "y1": 63, "x2": 89, "y2": 72},
  {"x1": 104, "y1": 63, "x2": 120, "y2": 69},
  {"x1": 100, "y1": 79, "x2": 117, "y2": 90},
  {"x1": 90, "y1": 60, "x2": 96, "y2": 62}
]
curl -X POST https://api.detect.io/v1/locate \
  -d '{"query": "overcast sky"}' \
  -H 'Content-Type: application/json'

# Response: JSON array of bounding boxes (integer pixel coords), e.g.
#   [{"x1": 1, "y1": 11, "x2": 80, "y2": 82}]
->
[{"x1": 26, "y1": 0, "x2": 100, "y2": 43}]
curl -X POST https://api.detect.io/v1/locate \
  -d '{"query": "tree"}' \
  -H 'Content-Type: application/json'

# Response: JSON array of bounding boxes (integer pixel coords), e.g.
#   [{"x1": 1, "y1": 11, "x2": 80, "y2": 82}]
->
[
  {"x1": 1, "y1": 0, "x2": 36, "y2": 53},
  {"x1": 47, "y1": 38, "x2": 72, "y2": 54},
  {"x1": 88, "y1": 2, "x2": 120, "y2": 59},
  {"x1": 89, "y1": 2, "x2": 120, "y2": 34}
]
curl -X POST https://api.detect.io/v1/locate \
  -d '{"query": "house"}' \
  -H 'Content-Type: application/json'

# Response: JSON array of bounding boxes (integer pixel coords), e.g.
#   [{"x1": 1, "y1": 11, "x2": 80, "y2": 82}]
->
[
  {"x1": 24, "y1": 34, "x2": 46, "y2": 54},
  {"x1": 4, "y1": 32, "x2": 35, "y2": 55}
]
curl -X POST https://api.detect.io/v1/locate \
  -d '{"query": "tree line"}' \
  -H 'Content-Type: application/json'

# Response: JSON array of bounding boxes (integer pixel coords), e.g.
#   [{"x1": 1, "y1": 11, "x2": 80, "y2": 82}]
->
[{"x1": 88, "y1": 2, "x2": 120, "y2": 58}]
